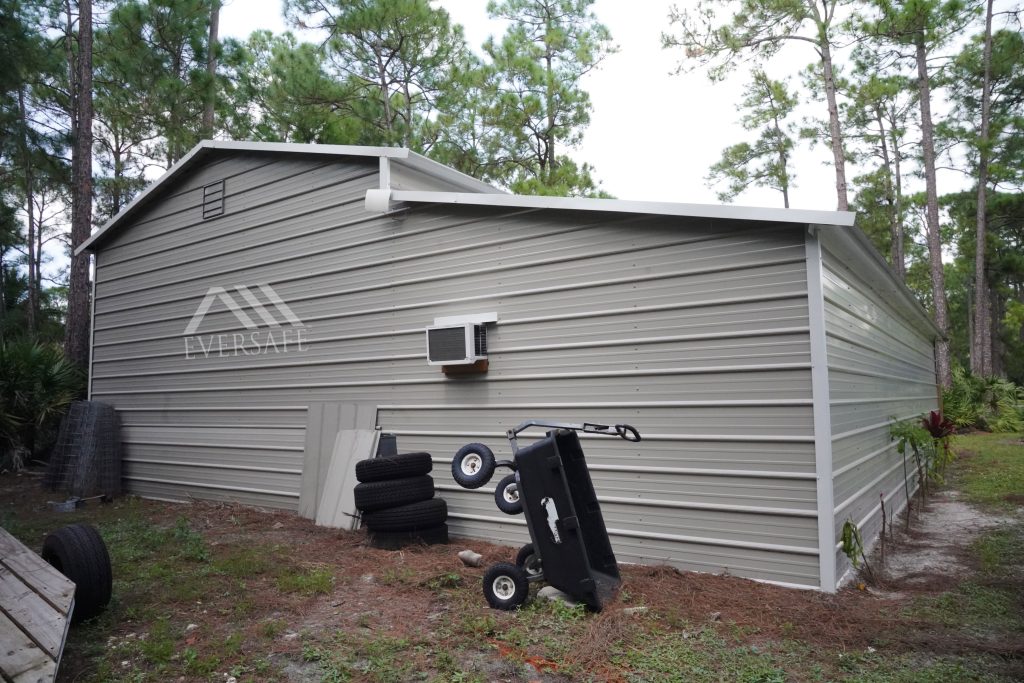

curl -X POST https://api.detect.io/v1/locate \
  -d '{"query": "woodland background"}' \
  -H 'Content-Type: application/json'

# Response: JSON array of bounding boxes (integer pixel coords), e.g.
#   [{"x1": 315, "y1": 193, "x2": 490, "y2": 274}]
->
[{"x1": 1, "y1": 0, "x2": 1022, "y2": 462}]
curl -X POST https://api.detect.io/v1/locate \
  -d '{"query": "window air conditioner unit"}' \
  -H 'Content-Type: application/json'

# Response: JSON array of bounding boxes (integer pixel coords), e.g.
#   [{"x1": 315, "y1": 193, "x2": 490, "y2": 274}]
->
[{"x1": 425, "y1": 313, "x2": 497, "y2": 366}]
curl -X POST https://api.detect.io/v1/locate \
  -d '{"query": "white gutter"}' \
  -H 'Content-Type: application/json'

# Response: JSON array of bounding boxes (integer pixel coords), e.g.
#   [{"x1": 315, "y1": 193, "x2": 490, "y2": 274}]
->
[{"x1": 385, "y1": 189, "x2": 857, "y2": 227}]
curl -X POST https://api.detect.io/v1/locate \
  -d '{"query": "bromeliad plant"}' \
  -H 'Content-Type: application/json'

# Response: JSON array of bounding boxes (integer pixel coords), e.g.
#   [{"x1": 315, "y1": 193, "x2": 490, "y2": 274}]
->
[{"x1": 922, "y1": 410, "x2": 955, "y2": 483}]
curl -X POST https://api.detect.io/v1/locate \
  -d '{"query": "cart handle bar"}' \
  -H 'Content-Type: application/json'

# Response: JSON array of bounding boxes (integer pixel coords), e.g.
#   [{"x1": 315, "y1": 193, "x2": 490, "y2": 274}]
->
[{"x1": 506, "y1": 420, "x2": 642, "y2": 443}]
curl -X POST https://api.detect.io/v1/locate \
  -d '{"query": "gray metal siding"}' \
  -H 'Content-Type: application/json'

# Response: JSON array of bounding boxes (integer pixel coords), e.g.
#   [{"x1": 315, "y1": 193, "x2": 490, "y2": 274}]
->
[
  {"x1": 821, "y1": 243, "x2": 938, "y2": 585},
  {"x1": 91, "y1": 152, "x2": 820, "y2": 587}
]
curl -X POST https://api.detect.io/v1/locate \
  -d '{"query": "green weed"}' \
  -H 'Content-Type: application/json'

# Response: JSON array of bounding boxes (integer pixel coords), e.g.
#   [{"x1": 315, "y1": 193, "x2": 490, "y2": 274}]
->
[
  {"x1": 214, "y1": 545, "x2": 274, "y2": 577},
  {"x1": 277, "y1": 566, "x2": 334, "y2": 595},
  {"x1": 139, "y1": 618, "x2": 176, "y2": 665}
]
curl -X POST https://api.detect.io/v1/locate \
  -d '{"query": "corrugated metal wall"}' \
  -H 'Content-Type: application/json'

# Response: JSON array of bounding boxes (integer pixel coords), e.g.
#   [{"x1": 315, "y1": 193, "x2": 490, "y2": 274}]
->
[
  {"x1": 820, "y1": 240, "x2": 938, "y2": 586},
  {"x1": 90, "y1": 150, "x2": 823, "y2": 588}
]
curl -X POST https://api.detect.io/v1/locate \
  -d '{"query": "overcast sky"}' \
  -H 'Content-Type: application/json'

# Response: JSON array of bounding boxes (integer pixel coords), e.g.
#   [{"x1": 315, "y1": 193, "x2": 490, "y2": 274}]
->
[{"x1": 219, "y1": 0, "x2": 848, "y2": 211}]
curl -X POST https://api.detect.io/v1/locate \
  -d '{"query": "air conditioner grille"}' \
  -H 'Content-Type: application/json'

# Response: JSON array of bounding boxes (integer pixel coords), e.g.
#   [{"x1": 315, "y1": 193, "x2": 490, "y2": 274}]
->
[{"x1": 427, "y1": 327, "x2": 469, "y2": 363}]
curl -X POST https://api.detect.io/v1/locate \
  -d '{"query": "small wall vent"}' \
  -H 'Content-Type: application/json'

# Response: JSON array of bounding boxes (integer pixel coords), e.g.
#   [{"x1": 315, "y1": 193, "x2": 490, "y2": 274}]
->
[{"x1": 202, "y1": 180, "x2": 225, "y2": 219}]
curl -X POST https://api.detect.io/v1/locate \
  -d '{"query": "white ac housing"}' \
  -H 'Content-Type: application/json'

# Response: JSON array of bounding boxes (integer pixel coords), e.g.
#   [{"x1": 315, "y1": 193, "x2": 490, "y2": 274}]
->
[{"x1": 425, "y1": 313, "x2": 497, "y2": 366}]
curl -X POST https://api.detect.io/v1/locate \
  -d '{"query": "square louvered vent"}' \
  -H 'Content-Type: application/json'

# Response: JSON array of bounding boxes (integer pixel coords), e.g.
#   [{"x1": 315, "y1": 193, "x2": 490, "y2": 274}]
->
[{"x1": 202, "y1": 180, "x2": 225, "y2": 219}]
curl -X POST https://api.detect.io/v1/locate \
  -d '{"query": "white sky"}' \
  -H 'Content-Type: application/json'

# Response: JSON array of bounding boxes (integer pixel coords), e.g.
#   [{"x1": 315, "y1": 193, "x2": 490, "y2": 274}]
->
[{"x1": 218, "y1": 0, "x2": 847, "y2": 211}]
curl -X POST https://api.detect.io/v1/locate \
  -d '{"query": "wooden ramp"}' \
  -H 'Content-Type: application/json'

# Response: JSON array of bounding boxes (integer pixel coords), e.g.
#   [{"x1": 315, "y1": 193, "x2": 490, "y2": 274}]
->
[{"x1": 0, "y1": 528, "x2": 74, "y2": 683}]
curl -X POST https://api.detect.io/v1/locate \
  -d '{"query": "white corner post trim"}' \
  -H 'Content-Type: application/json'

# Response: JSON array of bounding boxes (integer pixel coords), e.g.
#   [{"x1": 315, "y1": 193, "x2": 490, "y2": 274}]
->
[
  {"x1": 805, "y1": 226, "x2": 837, "y2": 592},
  {"x1": 87, "y1": 252, "x2": 97, "y2": 401}
]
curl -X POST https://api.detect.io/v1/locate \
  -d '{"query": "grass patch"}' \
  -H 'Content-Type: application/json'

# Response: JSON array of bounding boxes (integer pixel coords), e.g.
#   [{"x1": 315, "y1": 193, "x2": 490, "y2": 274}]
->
[
  {"x1": 612, "y1": 628, "x2": 788, "y2": 683},
  {"x1": 260, "y1": 618, "x2": 287, "y2": 639},
  {"x1": 972, "y1": 525, "x2": 1024, "y2": 575},
  {"x1": 139, "y1": 618, "x2": 177, "y2": 665},
  {"x1": 833, "y1": 651, "x2": 1011, "y2": 682},
  {"x1": 952, "y1": 433, "x2": 1024, "y2": 508},
  {"x1": 182, "y1": 646, "x2": 220, "y2": 676},
  {"x1": 378, "y1": 566, "x2": 416, "y2": 586},
  {"x1": 424, "y1": 571, "x2": 463, "y2": 590},
  {"x1": 907, "y1": 581, "x2": 1021, "y2": 632},
  {"x1": 302, "y1": 633, "x2": 418, "y2": 682},
  {"x1": 276, "y1": 566, "x2": 334, "y2": 595},
  {"x1": 213, "y1": 544, "x2": 275, "y2": 577}
]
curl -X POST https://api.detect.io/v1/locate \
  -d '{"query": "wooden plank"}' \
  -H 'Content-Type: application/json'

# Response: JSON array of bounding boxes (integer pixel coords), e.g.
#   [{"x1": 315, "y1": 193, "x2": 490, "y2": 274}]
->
[
  {"x1": 0, "y1": 610, "x2": 55, "y2": 683},
  {"x1": 0, "y1": 530, "x2": 74, "y2": 616},
  {"x1": 315, "y1": 429, "x2": 379, "y2": 530},
  {"x1": 0, "y1": 566, "x2": 65, "y2": 658}
]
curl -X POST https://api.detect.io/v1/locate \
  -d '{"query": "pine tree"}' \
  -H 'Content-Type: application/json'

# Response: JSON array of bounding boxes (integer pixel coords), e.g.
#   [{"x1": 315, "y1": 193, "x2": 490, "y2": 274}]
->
[
  {"x1": 706, "y1": 70, "x2": 797, "y2": 208},
  {"x1": 284, "y1": 0, "x2": 470, "y2": 150},
  {"x1": 482, "y1": 0, "x2": 614, "y2": 196},
  {"x1": 663, "y1": 0, "x2": 852, "y2": 211}
]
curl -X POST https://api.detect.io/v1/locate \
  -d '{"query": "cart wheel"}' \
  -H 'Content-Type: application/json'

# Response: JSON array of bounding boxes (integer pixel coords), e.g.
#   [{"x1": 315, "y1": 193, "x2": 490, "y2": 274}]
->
[
  {"x1": 515, "y1": 543, "x2": 543, "y2": 579},
  {"x1": 451, "y1": 443, "x2": 496, "y2": 489},
  {"x1": 483, "y1": 562, "x2": 529, "y2": 610},
  {"x1": 494, "y1": 474, "x2": 522, "y2": 515}
]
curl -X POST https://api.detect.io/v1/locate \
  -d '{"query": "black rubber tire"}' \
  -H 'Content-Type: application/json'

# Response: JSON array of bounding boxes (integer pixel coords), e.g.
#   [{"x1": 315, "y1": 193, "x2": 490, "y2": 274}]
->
[
  {"x1": 41, "y1": 524, "x2": 112, "y2": 623},
  {"x1": 362, "y1": 498, "x2": 448, "y2": 532},
  {"x1": 494, "y1": 474, "x2": 523, "y2": 515},
  {"x1": 451, "y1": 443, "x2": 496, "y2": 489},
  {"x1": 367, "y1": 523, "x2": 449, "y2": 550},
  {"x1": 483, "y1": 562, "x2": 529, "y2": 610},
  {"x1": 515, "y1": 543, "x2": 543, "y2": 579},
  {"x1": 355, "y1": 452, "x2": 432, "y2": 483},
  {"x1": 353, "y1": 476, "x2": 435, "y2": 512}
]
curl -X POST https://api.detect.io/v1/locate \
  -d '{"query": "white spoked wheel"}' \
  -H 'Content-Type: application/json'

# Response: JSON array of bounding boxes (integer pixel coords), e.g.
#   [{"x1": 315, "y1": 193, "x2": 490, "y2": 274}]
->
[
  {"x1": 492, "y1": 575, "x2": 517, "y2": 601},
  {"x1": 503, "y1": 483, "x2": 519, "y2": 504},
  {"x1": 461, "y1": 453, "x2": 483, "y2": 476},
  {"x1": 451, "y1": 443, "x2": 496, "y2": 489},
  {"x1": 482, "y1": 562, "x2": 529, "y2": 610},
  {"x1": 494, "y1": 473, "x2": 523, "y2": 514}
]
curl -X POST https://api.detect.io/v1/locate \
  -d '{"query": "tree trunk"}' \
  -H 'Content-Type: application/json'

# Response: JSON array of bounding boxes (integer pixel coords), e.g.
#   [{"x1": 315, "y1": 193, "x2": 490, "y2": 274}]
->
[
  {"x1": 65, "y1": 0, "x2": 93, "y2": 368},
  {"x1": 915, "y1": 34, "x2": 951, "y2": 387},
  {"x1": 890, "y1": 112, "x2": 906, "y2": 282},
  {"x1": 545, "y1": 52, "x2": 555, "y2": 182},
  {"x1": 18, "y1": 86, "x2": 38, "y2": 337},
  {"x1": 202, "y1": 0, "x2": 220, "y2": 139},
  {"x1": 874, "y1": 107, "x2": 902, "y2": 276},
  {"x1": 971, "y1": 0, "x2": 995, "y2": 377},
  {"x1": 771, "y1": 109, "x2": 790, "y2": 209},
  {"x1": 820, "y1": 40, "x2": 849, "y2": 211},
  {"x1": 990, "y1": 283, "x2": 1003, "y2": 377}
]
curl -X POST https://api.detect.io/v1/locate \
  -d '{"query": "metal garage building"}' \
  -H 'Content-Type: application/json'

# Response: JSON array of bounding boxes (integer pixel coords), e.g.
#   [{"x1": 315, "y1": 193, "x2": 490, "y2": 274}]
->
[{"x1": 77, "y1": 141, "x2": 940, "y2": 592}]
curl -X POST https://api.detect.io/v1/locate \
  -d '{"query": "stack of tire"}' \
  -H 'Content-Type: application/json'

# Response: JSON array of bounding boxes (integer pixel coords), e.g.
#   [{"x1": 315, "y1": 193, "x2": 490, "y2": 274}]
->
[{"x1": 353, "y1": 451, "x2": 449, "y2": 550}]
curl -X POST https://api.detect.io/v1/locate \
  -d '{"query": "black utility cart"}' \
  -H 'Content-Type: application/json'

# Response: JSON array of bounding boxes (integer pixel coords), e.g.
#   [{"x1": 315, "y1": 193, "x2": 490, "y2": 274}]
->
[{"x1": 451, "y1": 420, "x2": 641, "y2": 611}]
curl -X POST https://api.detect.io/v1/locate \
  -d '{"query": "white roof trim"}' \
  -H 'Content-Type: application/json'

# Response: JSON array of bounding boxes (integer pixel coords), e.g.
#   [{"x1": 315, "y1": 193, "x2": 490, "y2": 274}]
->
[
  {"x1": 387, "y1": 190, "x2": 857, "y2": 227},
  {"x1": 76, "y1": 140, "x2": 499, "y2": 254}
]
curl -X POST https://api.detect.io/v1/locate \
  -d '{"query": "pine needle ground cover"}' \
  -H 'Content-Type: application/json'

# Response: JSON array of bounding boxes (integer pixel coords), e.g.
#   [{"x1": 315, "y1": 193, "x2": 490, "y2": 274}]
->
[{"x1": 1, "y1": 432, "x2": 1021, "y2": 682}]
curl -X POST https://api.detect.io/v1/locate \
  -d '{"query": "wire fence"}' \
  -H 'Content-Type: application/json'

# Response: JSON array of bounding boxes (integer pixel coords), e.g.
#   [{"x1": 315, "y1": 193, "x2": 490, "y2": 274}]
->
[{"x1": 43, "y1": 401, "x2": 122, "y2": 498}]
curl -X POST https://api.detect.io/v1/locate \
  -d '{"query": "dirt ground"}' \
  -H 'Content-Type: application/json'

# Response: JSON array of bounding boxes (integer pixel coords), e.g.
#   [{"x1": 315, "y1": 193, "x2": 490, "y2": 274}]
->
[{"x1": 2, "y1": 440, "x2": 1022, "y2": 682}]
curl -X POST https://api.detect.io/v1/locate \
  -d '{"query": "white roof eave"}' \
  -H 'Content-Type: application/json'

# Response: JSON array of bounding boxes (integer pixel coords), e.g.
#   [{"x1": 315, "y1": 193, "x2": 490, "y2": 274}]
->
[
  {"x1": 386, "y1": 190, "x2": 858, "y2": 227},
  {"x1": 75, "y1": 140, "x2": 500, "y2": 255}
]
